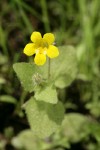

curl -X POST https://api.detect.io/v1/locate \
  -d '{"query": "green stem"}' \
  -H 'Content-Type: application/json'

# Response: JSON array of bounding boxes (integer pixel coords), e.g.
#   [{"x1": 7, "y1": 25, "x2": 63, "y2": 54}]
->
[
  {"x1": 78, "y1": 0, "x2": 95, "y2": 74},
  {"x1": 41, "y1": 0, "x2": 50, "y2": 32},
  {"x1": 48, "y1": 58, "x2": 51, "y2": 79}
]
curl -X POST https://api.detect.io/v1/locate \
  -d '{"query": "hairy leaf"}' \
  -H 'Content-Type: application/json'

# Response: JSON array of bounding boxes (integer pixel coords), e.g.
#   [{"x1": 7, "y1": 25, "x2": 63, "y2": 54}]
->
[{"x1": 24, "y1": 97, "x2": 64, "y2": 138}]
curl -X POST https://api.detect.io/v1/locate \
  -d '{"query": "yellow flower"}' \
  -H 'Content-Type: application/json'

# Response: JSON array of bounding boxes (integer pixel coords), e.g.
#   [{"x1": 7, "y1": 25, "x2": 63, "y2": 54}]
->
[{"x1": 23, "y1": 32, "x2": 59, "y2": 65}]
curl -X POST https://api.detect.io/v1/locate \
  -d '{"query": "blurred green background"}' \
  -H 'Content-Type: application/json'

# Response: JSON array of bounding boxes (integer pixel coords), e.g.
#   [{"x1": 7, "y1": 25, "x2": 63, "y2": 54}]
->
[{"x1": 0, "y1": 0, "x2": 100, "y2": 150}]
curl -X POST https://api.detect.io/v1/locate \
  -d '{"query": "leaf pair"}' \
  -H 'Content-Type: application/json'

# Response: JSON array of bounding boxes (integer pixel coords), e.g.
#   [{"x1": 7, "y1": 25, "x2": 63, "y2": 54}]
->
[{"x1": 13, "y1": 46, "x2": 77, "y2": 104}]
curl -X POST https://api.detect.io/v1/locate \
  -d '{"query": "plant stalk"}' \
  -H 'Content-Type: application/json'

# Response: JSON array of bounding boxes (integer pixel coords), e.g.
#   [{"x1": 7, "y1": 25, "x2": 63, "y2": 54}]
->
[{"x1": 48, "y1": 58, "x2": 51, "y2": 79}]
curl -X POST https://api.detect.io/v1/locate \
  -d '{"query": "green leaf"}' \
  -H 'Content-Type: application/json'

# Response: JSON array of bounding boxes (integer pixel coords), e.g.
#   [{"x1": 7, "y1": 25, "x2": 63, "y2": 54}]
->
[
  {"x1": 88, "y1": 122, "x2": 100, "y2": 142},
  {"x1": 86, "y1": 102, "x2": 100, "y2": 117},
  {"x1": 60, "y1": 113, "x2": 89, "y2": 143},
  {"x1": 0, "y1": 77, "x2": 6, "y2": 84},
  {"x1": 0, "y1": 95, "x2": 17, "y2": 104},
  {"x1": 24, "y1": 97, "x2": 64, "y2": 138},
  {"x1": 51, "y1": 46, "x2": 77, "y2": 88},
  {"x1": 13, "y1": 63, "x2": 47, "y2": 92},
  {"x1": 12, "y1": 130, "x2": 41, "y2": 150},
  {"x1": 34, "y1": 84, "x2": 58, "y2": 104}
]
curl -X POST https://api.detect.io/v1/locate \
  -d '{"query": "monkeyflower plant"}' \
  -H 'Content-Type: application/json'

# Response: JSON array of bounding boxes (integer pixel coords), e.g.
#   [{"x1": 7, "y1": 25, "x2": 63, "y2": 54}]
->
[{"x1": 13, "y1": 31, "x2": 77, "y2": 138}]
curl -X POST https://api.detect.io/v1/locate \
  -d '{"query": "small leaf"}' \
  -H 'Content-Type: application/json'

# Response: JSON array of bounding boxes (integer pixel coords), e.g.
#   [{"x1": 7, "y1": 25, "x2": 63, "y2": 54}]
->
[
  {"x1": 34, "y1": 84, "x2": 58, "y2": 104},
  {"x1": 24, "y1": 97, "x2": 64, "y2": 138},
  {"x1": 55, "y1": 74, "x2": 72, "y2": 88}
]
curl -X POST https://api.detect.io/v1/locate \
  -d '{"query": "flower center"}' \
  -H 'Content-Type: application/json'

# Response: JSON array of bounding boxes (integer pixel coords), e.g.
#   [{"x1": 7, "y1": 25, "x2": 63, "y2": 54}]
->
[{"x1": 35, "y1": 47, "x2": 47, "y2": 55}]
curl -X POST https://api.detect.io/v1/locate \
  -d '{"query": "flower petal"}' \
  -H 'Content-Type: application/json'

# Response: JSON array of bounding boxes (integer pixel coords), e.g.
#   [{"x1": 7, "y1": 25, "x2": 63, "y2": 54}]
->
[
  {"x1": 23, "y1": 43, "x2": 35, "y2": 56},
  {"x1": 31, "y1": 31, "x2": 42, "y2": 43},
  {"x1": 34, "y1": 53, "x2": 46, "y2": 65},
  {"x1": 47, "y1": 45, "x2": 59, "y2": 58},
  {"x1": 43, "y1": 33, "x2": 55, "y2": 45}
]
